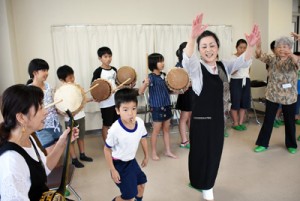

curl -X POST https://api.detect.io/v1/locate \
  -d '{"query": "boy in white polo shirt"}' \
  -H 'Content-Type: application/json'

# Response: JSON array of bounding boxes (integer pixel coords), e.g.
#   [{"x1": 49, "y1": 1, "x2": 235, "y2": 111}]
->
[{"x1": 104, "y1": 88, "x2": 149, "y2": 201}]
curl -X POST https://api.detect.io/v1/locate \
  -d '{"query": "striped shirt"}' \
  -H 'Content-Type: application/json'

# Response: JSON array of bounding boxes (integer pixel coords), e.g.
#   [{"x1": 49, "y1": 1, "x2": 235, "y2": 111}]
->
[{"x1": 148, "y1": 73, "x2": 171, "y2": 107}]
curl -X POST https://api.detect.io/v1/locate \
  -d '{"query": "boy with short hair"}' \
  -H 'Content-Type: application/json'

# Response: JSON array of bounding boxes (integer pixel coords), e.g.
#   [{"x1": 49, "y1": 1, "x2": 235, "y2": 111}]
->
[
  {"x1": 104, "y1": 88, "x2": 148, "y2": 201},
  {"x1": 91, "y1": 47, "x2": 119, "y2": 142},
  {"x1": 57, "y1": 65, "x2": 93, "y2": 168}
]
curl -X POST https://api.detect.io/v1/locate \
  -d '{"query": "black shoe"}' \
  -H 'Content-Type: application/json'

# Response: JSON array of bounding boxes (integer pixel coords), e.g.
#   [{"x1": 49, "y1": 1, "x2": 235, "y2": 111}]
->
[
  {"x1": 72, "y1": 158, "x2": 84, "y2": 168},
  {"x1": 80, "y1": 153, "x2": 93, "y2": 162}
]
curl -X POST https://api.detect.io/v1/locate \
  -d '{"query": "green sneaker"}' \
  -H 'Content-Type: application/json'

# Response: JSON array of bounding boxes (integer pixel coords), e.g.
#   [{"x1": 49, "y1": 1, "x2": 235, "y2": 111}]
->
[
  {"x1": 287, "y1": 147, "x2": 297, "y2": 154},
  {"x1": 276, "y1": 119, "x2": 284, "y2": 126},
  {"x1": 232, "y1": 125, "x2": 243, "y2": 131},
  {"x1": 64, "y1": 189, "x2": 70, "y2": 197},
  {"x1": 296, "y1": 120, "x2": 300, "y2": 125},
  {"x1": 239, "y1": 124, "x2": 247, "y2": 130},
  {"x1": 254, "y1": 146, "x2": 268, "y2": 153},
  {"x1": 298, "y1": 136, "x2": 300, "y2": 141},
  {"x1": 273, "y1": 121, "x2": 279, "y2": 128},
  {"x1": 188, "y1": 183, "x2": 202, "y2": 192}
]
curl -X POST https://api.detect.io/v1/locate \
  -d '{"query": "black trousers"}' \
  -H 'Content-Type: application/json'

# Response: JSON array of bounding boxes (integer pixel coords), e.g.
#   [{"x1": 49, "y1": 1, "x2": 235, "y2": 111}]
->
[{"x1": 255, "y1": 100, "x2": 297, "y2": 148}]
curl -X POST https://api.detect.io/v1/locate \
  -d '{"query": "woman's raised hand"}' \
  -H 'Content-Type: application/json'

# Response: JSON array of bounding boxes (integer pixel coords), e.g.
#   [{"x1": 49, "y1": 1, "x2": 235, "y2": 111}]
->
[
  {"x1": 291, "y1": 32, "x2": 300, "y2": 41},
  {"x1": 245, "y1": 24, "x2": 260, "y2": 47},
  {"x1": 191, "y1": 13, "x2": 208, "y2": 39}
]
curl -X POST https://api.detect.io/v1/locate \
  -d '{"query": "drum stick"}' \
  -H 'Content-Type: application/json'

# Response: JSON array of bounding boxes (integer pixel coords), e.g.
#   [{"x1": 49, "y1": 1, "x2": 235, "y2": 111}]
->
[
  {"x1": 113, "y1": 78, "x2": 131, "y2": 93},
  {"x1": 45, "y1": 99, "x2": 63, "y2": 109},
  {"x1": 85, "y1": 83, "x2": 99, "y2": 94}
]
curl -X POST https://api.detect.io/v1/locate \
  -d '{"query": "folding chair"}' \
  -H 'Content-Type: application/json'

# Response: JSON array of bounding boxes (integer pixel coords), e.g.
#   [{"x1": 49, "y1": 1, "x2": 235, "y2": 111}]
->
[
  {"x1": 250, "y1": 80, "x2": 267, "y2": 124},
  {"x1": 170, "y1": 93, "x2": 180, "y2": 125},
  {"x1": 142, "y1": 89, "x2": 152, "y2": 125}
]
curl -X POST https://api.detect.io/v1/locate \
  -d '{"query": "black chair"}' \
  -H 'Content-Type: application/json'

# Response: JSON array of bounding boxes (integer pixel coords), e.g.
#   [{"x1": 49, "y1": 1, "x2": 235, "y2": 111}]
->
[
  {"x1": 138, "y1": 89, "x2": 152, "y2": 126},
  {"x1": 31, "y1": 133, "x2": 81, "y2": 201},
  {"x1": 170, "y1": 93, "x2": 180, "y2": 125},
  {"x1": 250, "y1": 80, "x2": 267, "y2": 124}
]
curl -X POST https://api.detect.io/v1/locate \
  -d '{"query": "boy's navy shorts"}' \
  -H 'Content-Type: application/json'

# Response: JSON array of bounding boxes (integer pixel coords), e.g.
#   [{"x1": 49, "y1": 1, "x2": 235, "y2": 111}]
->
[{"x1": 113, "y1": 158, "x2": 147, "y2": 200}]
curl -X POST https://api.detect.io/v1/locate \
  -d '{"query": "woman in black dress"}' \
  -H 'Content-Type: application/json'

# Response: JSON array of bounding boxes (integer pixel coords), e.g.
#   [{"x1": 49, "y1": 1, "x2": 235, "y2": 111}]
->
[{"x1": 182, "y1": 13, "x2": 260, "y2": 201}]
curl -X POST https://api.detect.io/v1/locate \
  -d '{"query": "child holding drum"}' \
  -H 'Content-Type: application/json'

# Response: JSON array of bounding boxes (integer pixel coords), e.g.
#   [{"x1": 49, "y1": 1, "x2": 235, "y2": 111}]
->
[
  {"x1": 91, "y1": 47, "x2": 119, "y2": 142},
  {"x1": 27, "y1": 58, "x2": 63, "y2": 154},
  {"x1": 57, "y1": 65, "x2": 93, "y2": 168},
  {"x1": 139, "y1": 53, "x2": 177, "y2": 161}
]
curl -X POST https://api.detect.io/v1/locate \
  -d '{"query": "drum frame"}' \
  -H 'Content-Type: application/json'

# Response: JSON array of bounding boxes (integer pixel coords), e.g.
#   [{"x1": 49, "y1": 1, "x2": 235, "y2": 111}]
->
[
  {"x1": 54, "y1": 83, "x2": 86, "y2": 116},
  {"x1": 116, "y1": 66, "x2": 137, "y2": 86},
  {"x1": 90, "y1": 78, "x2": 113, "y2": 102},
  {"x1": 166, "y1": 67, "x2": 190, "y2": 93}
]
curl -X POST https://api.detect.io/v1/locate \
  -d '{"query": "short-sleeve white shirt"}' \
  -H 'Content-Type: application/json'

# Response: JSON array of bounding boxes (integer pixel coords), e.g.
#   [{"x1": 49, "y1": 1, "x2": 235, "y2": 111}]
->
[
  {"x1": 105, "y1": 117, "x2": 148, "y2": 161},
  {"x1": 99, "y1": 69, "x2": 117, "y2": 108}
]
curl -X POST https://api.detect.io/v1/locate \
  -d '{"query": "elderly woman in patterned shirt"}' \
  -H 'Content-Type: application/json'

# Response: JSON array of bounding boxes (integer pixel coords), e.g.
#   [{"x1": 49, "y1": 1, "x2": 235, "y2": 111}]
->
[{"x1": 254, "y1": 36, "x2": 300, "y2": 154}]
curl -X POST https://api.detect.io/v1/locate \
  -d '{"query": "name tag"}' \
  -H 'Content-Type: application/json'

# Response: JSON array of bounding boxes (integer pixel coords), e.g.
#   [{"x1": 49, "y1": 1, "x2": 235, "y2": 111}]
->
[{"x1": 282, "y1": 83, "x2": 292, "y2": 89}]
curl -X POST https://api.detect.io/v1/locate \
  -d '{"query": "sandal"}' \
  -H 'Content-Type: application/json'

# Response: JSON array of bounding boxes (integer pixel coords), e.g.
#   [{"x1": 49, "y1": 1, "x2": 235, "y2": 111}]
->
[{"x1": 180, "y1": 141, "x2": 190, "y2": 149}]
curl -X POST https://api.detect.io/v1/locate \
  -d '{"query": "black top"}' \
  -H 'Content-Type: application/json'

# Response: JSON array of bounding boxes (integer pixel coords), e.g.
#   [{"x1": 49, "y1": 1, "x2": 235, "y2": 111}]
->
[
  {"x1": 0, "y1": 138, "x2": 48, "y2": 200},
  {"x1": 91, "y1": 66, "x2": 117, "y2": 83}
]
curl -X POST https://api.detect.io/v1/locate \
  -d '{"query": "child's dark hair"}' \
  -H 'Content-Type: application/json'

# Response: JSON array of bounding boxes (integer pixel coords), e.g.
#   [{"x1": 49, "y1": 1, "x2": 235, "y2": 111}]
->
[
  {"x1": 270, "y1": 40, "x2": 275, "y2": 51},
  {"x1": 57, "y1": 65, "x2": 74, "y2": 81},
  {"x1": 294, "y1": 51, "x2": 300, "y2": 56},
  {"x1": 27, "y1": 58, "x2": 49, "y2": 85},
  {"x1": 148, "y1": 53, "x2": 164, "y2": 72},
  {"x1": 196, "y1": 30, "x2": 220, "y2": 50},
  {"x1": 0, "y1": 84, "x2": 44, "y2": 146},
  {"x1": 114, "y1": 88, "x2": 138, "y2": 109},
  {"x1": 97, "y1": 46, "x2": 112, "y2": 57},
  {"x1": 236, "y1": 39, "x2": 247, "y2": 48},
  {"x1": 176, "y1": 42, "x2": 187, "y2": 64}
]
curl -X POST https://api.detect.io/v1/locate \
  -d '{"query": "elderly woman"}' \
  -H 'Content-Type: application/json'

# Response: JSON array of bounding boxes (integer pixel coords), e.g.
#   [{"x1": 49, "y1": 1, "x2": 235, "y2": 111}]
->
[
  {"x1": 254, "y1": 36, "x2": 300, "y2": 154},
  {"x1": 0, "y1": 84, "x2": 78, "y2": 200}
]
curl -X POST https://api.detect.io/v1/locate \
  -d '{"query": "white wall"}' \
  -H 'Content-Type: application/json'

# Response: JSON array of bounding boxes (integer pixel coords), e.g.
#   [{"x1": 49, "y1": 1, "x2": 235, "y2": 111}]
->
[
  {"x1": 251, "y1": 0, "x2": 293, "y2": 111},
  {"x1": 0, "y1": 0, "x2": 293, "y2": 130},
  {"x1": 7, "y1": 0, "x2": 255, "y2": 87},
  {"x1": 0, "y1": 0, "x2": 17, "y2": 93}
]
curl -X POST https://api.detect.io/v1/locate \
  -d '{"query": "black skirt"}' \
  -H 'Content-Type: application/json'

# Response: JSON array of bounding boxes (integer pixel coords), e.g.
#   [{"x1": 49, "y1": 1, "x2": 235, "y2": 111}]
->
[{"x1": 176, "y1": 87, "x2": 193, "y2": 111}]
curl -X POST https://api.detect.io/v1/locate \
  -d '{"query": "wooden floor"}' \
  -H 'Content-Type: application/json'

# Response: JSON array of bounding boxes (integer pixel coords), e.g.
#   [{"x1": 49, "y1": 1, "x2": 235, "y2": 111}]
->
[{"x1": 67, "y1": 114, "x2": 300, "y2": 201}]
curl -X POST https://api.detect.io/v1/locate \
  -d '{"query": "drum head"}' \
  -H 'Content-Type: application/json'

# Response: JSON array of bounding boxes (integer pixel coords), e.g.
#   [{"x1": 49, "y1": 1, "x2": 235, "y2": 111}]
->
[
  {"x1": 116, "y1": 66, "x2": 137, "y2": 85},
  {"x1": 90, "y1": 79, "x2": 112, "y2": 102},
  {"x1": 54, "y1": 83, "x2": 85, "y2": 115},
  {"x1": 166, "y1": 68, "x2": 190, "y2": 91}
]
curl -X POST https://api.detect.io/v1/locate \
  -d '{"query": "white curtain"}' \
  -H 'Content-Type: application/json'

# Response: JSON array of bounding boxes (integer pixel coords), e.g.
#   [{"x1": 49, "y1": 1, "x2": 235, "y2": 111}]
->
[{"x1": 51, "y1": 24, "x2": 232, "y2": 112}]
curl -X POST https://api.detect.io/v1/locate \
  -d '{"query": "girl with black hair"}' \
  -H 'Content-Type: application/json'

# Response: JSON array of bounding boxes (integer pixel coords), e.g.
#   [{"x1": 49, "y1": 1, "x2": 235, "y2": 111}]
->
[
  {"x1": 139, "y1": 53, "x2": 177, "y2": 161},
  {"x1": 27, "y1": 58, "x2": 63, "y2": 154}
]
